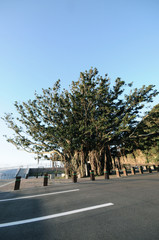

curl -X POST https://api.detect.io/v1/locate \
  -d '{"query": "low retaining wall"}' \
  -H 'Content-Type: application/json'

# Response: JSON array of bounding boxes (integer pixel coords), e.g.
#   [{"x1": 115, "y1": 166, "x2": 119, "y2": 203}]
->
[{"x1": 28, "y1": 168, "x2": 64, "y2": 177}]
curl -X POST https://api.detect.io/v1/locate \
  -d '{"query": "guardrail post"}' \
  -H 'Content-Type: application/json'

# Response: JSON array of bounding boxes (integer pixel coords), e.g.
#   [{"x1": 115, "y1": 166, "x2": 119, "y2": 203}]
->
[
  {"x1": 131, "y1": 167, "x2": 135, "y2": 175},
  {"x1": 14, "y1": 176, "x2": 21, "y2": 190},
  {"x1": 116, "y1": 168, "x2": 120, "y2": 177},
  {"x1": 43, "y1": 173, "x2": 48, "y2": 186},
  {"x1": 123, "y1": 167, "x2": 128, "y2": 176},
  {"x1": 104, "y1": 169, "x2": 109, "y2": 179},
  {"x1": 72, "y1": 171, "x2": 77, "y2": 183},
  {"x1": 139, "y1": 166, "x2": 143, "y2": 174},
  {"x1": 90, "y1": 170, "x2": 95, "y2": 181}
]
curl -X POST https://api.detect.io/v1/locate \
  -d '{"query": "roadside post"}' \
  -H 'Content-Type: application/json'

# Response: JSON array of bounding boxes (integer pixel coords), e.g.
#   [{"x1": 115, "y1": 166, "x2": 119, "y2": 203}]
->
[
  {"x1": 72, "y1": 171, "x2": 77, "y2": 183},
  {"x1": 131, "y1": 167, "x2": 135, "y2": 175},
  {"x1": 148, "y1": 166, "x2": 152, "y2": 173},
  {"x1": 116, "y1": 168, "x2": 121, "y2": 177},
  {"x1": 44, "y1": 173, "x2": 48, "y2": 186},
  {"x1": 104, "y1": 169, "x2": 109, "y2": 179},
  {"x1": 139, "y1": 166, "x2": 143, "y2": 174},
  {"x1": 123, "y1": 167, "x2": 128, "y2": 176},
  {"x1": 153, "y1": 165, "x2": 156, "y2": 171},
  {"x1": 14, "y1": 176, "x2": 21, "y2": 190},
  {"x1": 90, "y1": 170, "x2": 95, "y2": 181}
]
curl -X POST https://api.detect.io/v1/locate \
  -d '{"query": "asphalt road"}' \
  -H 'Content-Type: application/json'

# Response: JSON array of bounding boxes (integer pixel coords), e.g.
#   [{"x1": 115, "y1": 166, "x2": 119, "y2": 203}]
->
[{"x1": 0, "y1": 173, "x2": 159, "y2": 240}]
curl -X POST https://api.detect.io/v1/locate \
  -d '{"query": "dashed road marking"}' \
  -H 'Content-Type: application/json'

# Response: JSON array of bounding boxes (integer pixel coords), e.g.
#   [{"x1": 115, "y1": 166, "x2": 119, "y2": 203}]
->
[
  {"x1": 0, "y1": 189, "x2": 80, "y2": 202},
  {"x1": 0, "y1": 202, "x2": 114, "y2": 228}
]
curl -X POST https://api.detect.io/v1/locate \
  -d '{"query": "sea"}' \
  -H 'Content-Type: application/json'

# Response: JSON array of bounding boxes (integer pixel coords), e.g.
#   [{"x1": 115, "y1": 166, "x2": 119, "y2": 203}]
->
[
  {"x1": 0, "y1": 168, "x2": 19, "y2": 179},
  {"x1": 0, "y1": 161, "x2": 64, "y2": 180}
]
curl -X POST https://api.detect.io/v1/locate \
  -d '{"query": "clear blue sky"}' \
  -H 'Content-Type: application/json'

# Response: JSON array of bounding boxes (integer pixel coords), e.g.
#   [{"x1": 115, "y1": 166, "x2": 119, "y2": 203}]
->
[{"x1": 0, "y1": 0, "x2": 159, "y2": 168}]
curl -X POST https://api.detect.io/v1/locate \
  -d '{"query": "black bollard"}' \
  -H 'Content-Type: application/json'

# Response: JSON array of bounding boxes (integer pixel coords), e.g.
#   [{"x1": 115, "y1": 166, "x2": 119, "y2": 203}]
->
[
  {"x1": 153, "y1": 165, "x2": 156, "y2": 171},
  {"x1": 43, "y1": 173, "x2": 48, "y2": 186},
  {"x1": 139, "y1": 166, "x2": 143, "y2": 174},
  {"x1": 90, "y1": 170, "x2": 95, "y2": 181},
  {"x1": 104, "y1": 169, "x2": 109, "y2": 179},
  {"x1": 148, "y1": 166, "x2": 152, "y2": 173},
  {"x1": 72, "y1": 171, "x2": 77, "y2": 183},
  {"x1": 14, "y1": 176, "x2": 21, "y2": 190}
]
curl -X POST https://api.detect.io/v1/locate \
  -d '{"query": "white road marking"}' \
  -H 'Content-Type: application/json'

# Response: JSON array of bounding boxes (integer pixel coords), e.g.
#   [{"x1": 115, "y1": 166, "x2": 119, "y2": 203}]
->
[
  {"x1": 0, "y1": 202, "x2": 114, "y2": 228},
  {"x1": 0, "y1": 181, "x2": 14, "y2": 188},
  {"x1": 0, "y1": 189, "x2": 80, "y2": 202}
]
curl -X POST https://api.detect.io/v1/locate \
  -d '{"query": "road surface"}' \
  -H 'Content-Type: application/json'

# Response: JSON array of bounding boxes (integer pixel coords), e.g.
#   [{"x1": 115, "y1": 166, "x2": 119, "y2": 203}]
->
[{"x1": 0, "y1": 173, "x2": 159, "y2": 240}]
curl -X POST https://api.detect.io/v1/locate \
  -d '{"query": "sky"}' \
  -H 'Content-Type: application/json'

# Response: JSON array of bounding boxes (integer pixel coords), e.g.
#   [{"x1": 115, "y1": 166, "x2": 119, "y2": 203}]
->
[{"x1": 0, "y1": 0, "x2": 159, "y2": 168}]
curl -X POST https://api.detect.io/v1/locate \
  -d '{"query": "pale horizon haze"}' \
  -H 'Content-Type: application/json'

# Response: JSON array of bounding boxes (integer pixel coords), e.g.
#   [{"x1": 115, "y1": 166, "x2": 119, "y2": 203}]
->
[{"x1": 0, "y1": 0, "x2": 159, "y2": 168}]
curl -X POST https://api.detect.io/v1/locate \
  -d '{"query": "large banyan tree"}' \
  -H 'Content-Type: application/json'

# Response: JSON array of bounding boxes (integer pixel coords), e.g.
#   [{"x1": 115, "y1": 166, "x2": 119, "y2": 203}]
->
[{"x1": 2, "y1": 68, "x2": 158, "y2": 176}]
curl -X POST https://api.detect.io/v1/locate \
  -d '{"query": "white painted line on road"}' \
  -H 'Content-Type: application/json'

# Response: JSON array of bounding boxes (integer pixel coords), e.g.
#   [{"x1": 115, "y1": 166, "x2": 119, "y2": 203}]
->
[
  {"x1": 0, "y1": 181, "x2": 14, "y2": 188},
  {"x1": 0, "y1": 189, "x2": 80, "y2": 202},
  {"x1": 0, "y1": 202, "x2": 114, "y2": 228}
]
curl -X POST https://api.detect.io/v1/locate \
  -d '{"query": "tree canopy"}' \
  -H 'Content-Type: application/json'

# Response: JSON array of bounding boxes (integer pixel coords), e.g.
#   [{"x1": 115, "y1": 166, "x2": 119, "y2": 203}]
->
[
  {"x1": 2, "y1": 68, "x2": 159, "y2": 175},
  {"x1": 133, "y1": 104, "x2": 159, "y2": 162}
]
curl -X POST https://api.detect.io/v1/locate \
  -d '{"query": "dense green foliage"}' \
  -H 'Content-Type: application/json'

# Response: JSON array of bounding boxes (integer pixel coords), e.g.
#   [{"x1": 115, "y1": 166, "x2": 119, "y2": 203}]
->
[
  {"x1": 134, "y1": 104, "x2": 159, "y2": 162},
  {"x1": 2, "y1": 68, "x2": 159, "y2": 175}
]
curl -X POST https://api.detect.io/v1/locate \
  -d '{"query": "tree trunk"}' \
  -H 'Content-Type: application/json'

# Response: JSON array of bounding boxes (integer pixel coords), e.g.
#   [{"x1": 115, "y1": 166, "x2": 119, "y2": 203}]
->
[
  {"x1": 63, "y1": 154, "x2": 71, "y2": 179},
  {"x1": 104, "y1": 146, "x2": 112, "y2": 174},
  {"x1": 64, "y1": 162, "x2": 69, "y2": 179},
  {"x1": 88, "y1": 150, "x2": 97, "y2": 175},
  {"x1": 96, "y1": 150, "x2": 102, "y2": 175},
  {"x1": 79, "y1": 151, "x2": 86, "y2": 177}
]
